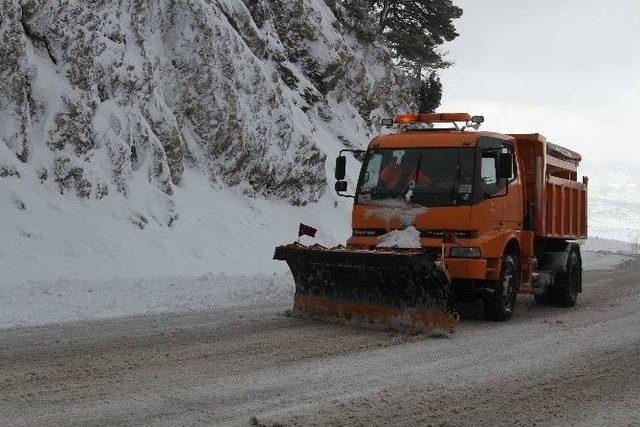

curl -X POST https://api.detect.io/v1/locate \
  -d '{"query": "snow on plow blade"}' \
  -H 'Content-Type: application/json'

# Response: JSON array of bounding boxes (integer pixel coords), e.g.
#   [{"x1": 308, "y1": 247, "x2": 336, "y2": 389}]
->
[{"x1": 274, "y1": 243, "x2": 459, "y2": 332}]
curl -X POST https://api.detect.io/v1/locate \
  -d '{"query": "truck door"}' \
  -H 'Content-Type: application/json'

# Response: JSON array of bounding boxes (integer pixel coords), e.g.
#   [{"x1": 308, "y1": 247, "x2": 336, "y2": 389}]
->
[
  {"x1": 470, "y1": 138, "x2": 504, "y2": 232},
  {"x1": 480, "y1": 145, "x2": 505, "y2": 225},
  {"x1": 477, "y1": 139, "x2": 522, "y2": 230}
]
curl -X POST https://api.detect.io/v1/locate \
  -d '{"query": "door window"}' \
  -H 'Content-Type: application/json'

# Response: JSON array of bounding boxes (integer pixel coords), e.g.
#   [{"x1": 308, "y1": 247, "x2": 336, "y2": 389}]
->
[
  {"x1": 360, "y1": 153, "x2": 383, "y2": 193},
  {"x1": 481, "y1": 154, "x2": 498, "y2": 195}
]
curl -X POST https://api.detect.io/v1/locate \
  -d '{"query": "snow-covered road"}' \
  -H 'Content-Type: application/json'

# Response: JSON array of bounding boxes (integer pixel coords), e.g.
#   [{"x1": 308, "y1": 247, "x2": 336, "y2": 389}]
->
[{"x1": 1, "y1": 260, "x2": 638, "y2": 426}]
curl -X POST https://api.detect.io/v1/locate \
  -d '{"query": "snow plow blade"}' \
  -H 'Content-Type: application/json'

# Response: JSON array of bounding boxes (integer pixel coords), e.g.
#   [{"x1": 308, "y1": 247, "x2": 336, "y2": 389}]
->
[{"x1": 274, "y1": 243, "x2": 459, "y2": 332}]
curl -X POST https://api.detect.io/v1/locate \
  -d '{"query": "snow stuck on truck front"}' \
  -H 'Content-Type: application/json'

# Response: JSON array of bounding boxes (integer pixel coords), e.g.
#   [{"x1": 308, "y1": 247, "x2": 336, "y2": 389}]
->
[{"x1": 377, "y1": 226, "x2": 422, "y2": 248}]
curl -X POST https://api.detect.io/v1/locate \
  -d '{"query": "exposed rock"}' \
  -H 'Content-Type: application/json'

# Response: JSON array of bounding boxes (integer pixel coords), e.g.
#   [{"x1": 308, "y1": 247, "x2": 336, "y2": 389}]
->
[
  {"x1": 0, "y1": 165, "x2": 20, "y2": 178},
  {"x1": 0, "y1": 0, "x2": 412, "y2": 225}
]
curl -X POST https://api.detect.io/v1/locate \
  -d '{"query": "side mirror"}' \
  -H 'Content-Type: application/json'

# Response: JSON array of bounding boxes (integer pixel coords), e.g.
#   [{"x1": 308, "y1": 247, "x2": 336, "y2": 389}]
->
[
  {"x1": 497, "y1": 152, "x2": 513, "y2": 179},
  {"x1": 335, "y1": 181, "x2": 348, "y2": 193},
  {"x1": 335, "y1": 156, "x2": 346, "y2": 180}
]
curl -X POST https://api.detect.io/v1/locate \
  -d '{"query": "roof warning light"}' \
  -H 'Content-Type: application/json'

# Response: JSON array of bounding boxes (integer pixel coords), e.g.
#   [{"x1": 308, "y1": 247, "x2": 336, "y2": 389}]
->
[{"x1": 381, "y1": 113, "x2": 484, "y2": 130}]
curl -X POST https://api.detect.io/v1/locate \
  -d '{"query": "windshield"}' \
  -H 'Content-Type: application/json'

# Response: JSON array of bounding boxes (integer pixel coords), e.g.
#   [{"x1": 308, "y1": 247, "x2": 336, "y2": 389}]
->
[{"x1": 357, "y1": 148, "x2": 476, "y2": 206}]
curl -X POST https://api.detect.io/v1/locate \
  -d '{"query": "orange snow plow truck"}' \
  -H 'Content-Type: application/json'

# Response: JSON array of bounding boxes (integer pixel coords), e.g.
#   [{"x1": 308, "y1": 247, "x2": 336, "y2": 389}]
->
[{"x1": 274, "y1": 113, "x2": 587, "y2": 332}]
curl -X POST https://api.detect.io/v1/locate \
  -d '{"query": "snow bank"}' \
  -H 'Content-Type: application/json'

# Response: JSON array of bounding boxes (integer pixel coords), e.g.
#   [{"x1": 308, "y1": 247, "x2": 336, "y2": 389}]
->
[
  {"x1": 1, "y1": 207, "x2": 636, "y2": 329},
  {"x1": 0, "y1": 169, "x2": 351, "y2": 284},
  {"x1": 0, "y1": 273, "x2": 293, "y2": 329}
]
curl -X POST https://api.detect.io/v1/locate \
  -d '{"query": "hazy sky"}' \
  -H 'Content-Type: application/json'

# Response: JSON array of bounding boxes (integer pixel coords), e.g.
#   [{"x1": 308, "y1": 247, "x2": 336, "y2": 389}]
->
[{"x1": 439, "y1": 0, "x2": 640, "y2": 167}]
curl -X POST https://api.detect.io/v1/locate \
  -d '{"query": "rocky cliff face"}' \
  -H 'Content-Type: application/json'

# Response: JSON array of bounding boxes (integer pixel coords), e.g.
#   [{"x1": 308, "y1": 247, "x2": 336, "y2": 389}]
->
[{"x1": 0, "y1": 0, "x2": 412, "y2": 225}]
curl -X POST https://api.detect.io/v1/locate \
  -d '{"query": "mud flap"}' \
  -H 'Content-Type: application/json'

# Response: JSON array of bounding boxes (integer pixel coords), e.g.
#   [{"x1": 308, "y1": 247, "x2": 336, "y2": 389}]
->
[{"x1": 274, "y1": 244, "x2": 459, "y2": 332}]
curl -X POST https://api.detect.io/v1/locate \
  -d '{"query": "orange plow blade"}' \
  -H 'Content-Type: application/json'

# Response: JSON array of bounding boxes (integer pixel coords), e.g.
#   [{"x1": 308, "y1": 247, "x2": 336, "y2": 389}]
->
[{"x1": 274, "y1": 244, "x2": 459, "y2": 333}]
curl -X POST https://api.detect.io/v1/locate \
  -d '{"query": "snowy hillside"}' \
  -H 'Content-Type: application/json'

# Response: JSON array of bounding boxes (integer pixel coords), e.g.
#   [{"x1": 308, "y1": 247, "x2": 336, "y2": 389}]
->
[{"x1": 1, "y1": 0, "x2": 412, "y2": 285}]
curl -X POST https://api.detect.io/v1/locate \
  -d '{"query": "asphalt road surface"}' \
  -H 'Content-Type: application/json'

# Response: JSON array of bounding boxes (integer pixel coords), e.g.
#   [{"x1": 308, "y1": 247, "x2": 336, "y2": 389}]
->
[{"x1": 2, "y1": 260, "x2": 639, "y2": 426}]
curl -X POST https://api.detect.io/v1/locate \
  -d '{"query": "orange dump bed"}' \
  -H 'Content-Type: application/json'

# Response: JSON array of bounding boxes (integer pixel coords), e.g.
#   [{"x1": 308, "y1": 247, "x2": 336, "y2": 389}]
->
[{"x1": 511, "y1": 134, "x2": 588, "y2": 240}]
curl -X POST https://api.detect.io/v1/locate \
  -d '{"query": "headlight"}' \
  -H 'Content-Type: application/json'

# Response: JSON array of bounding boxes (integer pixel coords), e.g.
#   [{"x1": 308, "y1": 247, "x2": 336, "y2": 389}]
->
[{"x1": 449, "y1": 247, "x2": 481, "y2": 258}]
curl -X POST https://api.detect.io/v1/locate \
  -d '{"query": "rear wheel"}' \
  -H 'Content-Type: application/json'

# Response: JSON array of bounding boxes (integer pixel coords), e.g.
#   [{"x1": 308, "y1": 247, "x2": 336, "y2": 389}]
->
[
  {"x1": 548, "y1": 247, "x2": 581, "y2": 307},
  {"x1": 483, "y1": 254, "x2": 519, "y2": 321}
]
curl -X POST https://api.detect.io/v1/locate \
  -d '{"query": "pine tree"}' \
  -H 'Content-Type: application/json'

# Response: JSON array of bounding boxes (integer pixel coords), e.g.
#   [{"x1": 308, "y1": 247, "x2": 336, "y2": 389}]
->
[
  {"x1": 339, "y1": 0, "x2": 462, "y2": 111},
  {"x1": 415, "y1": 71, "x2": 442, "y2": 113}
]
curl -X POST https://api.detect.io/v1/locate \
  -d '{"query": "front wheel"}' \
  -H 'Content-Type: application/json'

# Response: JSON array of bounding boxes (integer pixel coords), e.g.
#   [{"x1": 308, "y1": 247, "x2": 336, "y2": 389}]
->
[{"x1": 483, "y1": 254, "x2": 519, "y2": 321}]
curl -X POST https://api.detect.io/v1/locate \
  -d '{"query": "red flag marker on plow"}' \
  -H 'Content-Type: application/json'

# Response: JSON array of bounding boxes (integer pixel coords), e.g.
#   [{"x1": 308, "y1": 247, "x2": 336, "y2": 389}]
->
[{"x1": 298, "y1": 223, "x2": 317, "y2": 239}]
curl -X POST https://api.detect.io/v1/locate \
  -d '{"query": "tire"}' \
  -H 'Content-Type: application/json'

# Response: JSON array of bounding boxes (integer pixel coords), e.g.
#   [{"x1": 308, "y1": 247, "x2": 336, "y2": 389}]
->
[
  {"x1": 548, "y1": 247, "x2": 581, "y2": 307},
  {"x1": 483, "y1": 254, "x2": 519, "y2": 321}
]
